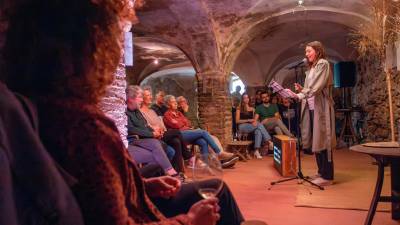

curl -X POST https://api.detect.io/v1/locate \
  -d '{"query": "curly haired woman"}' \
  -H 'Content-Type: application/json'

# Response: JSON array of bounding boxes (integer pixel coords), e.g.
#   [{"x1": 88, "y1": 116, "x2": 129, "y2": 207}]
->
[{"x1": 1, "y1": 0, "x2": 244, "y2": 225}]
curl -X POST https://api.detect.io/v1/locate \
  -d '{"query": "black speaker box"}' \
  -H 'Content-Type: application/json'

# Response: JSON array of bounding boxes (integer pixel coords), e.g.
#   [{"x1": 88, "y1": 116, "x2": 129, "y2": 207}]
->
[{"x1": 333, "y1": 61, "x2": 356, "y2": 88}]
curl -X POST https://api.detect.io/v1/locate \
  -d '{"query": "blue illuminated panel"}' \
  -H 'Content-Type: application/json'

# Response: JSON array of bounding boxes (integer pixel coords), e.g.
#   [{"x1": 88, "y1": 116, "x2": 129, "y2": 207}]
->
[{"x1": 273, "y1": 136, "x2": 283, "y2": 174}]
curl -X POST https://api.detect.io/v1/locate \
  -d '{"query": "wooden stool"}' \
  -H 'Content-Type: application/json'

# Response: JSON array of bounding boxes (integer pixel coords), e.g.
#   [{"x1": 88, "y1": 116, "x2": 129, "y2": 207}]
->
[
  {"x1": 336, "y1": 108, "x2": 360, "y2": 146},
  {"x1": 226, "y1": 140, "x2": 252, "y2": 161}
]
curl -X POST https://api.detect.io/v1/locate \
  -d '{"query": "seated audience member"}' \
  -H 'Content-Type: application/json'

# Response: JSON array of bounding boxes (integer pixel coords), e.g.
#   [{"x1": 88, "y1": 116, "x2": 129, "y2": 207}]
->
[
  {"x1": 231, "y1": 86, "x2": 242, "y2": 139},
  {"x1": 270, "y1": 93, "x2": 279, "y2": 105},
  {"x1": 177, "y1": 96, "x2": 239, "y2": 167},
  {"x1": 254, "y1": 89, "x2": 263, "y2": 107},
  {"x1": 176, "y1": 96, "x2": 201, "y2": 129},
  {"x1": 140, "y1": 86, "x2": 192, "y2": 172},
  {"x1": 2, "y1": 1, "x2": 246, "y2": 224},
  {"x1": 126, "y1": 85, "x2": 185, "y2": 176},
  {"x1": 0, "y1": 82, "x2": 84, "y2": 225},
  {"x1": 255, "y1": 92, "x2": 293, "y2": 137},
  {"x1": 151, "y1": 90, "x2": 168, "y2": 116},
  {"x1": 231, "y1": 86, "x2": 242, "y2": 109},
  {"x1": 163, "y1": 95, "x2": 236, "y2": 162},
  {"x1": 249, "y1": 95, "x2": 256, "y2": 108},
  {"x1": 236, "y1": 93, "x2": 272, "y2": 158}
]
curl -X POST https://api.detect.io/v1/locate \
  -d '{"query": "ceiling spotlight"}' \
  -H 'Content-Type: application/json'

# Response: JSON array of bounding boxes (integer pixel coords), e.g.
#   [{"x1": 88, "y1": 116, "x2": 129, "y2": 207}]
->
[
  {"x1": 154, "y1": 59, "x2": 159, "y2": 65},
  {"x1": 298, "y1": 0, "x2": 304, "y2": 5}
]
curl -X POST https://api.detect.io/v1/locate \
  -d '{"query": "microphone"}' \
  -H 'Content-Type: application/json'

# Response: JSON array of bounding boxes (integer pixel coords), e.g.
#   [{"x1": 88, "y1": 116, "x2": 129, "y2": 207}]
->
[{"x1": 287, "y1": 58, "x2": 307, "y2": 69}]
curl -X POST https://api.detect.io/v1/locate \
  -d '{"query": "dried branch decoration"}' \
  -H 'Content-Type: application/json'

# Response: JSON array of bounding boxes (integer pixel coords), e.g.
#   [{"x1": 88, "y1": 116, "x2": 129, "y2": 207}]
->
[
  {"x1": 350, "y1": 0, "x2": 400, "y2": 143},
  {"x1": 350, "y1": 0, "x2": 400, "y2": 59}
]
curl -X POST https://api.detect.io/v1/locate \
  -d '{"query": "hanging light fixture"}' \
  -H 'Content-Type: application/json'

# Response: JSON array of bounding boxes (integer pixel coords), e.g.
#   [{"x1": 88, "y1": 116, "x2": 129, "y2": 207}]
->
[{"x1": 292, "y1": 0, "x2": 306, "y2": 14}]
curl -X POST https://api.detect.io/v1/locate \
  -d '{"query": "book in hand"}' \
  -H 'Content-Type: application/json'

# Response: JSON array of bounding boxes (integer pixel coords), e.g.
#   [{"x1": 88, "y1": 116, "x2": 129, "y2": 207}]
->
[
  {"x1": 283, "y1": 88, "x2": 298, "y2": 98},
  {"x1": 268, "y1": 80, "x2": 298, "y2": 99}
]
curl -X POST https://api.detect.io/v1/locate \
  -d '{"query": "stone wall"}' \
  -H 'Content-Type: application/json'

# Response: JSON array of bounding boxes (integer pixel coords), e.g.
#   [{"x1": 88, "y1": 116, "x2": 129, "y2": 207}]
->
[
  {"x1": 354, "y1": 55, "x2": 400, "y2": 142},
  {"x1": 99, "y1": 62, "x2": 129, "y2": 147},
  {"x1": 140, "y1": 74, "x2": 199, "y2": 120}
]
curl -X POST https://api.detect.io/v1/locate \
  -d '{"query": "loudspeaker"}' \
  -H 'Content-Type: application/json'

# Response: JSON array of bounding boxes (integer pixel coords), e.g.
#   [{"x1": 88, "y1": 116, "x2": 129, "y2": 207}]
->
[{"x1": 333, "y1": 61, "x2": 356, "y2": 88}]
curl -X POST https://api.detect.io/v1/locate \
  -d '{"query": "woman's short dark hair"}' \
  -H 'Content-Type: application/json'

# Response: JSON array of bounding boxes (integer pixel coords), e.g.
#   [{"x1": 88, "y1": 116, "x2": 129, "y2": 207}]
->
[{"x1": 1, "y1": 0, "x2": 134, "y2": 103}]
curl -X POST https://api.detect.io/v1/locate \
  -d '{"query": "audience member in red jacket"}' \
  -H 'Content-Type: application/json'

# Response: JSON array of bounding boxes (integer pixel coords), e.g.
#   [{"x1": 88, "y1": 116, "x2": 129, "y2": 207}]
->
[{"x1": 163, "y1": 95, "x2": 235, "y2": 162}]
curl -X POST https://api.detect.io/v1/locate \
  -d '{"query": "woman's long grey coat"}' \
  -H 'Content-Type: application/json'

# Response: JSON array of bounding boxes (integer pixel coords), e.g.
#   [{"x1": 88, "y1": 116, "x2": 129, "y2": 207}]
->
[{"x1": 297, "y1": 59, "x2": 336, "y2": 158}]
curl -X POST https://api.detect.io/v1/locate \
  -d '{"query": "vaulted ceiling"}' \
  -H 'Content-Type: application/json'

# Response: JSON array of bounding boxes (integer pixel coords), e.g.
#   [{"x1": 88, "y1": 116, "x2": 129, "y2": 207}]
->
[{"x1": 130, "y1": 0, "x2": 372, "y2": 86}]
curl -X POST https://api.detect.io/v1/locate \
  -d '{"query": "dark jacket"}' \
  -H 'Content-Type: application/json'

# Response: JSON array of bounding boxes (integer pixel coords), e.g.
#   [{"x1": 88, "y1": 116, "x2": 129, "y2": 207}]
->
[
  {"x1": 150, "y1": 104, "x2": 168, "y2": 117},
  {"x1": 0, "y1": 82, "x2": 84, "y2": 225},
  {"x1": 126, "y1": 108, "x2": 154, "y2": 143}
]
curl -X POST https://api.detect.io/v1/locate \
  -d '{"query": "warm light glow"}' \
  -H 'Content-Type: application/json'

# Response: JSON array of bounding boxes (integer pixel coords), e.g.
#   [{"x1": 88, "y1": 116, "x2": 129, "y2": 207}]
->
[
  {"x1": 154, "y1": 59, "x2": 159, "y2": 65},
  {"x1": 298, "y1": 0, "x2": 304, "y2": 5},
  {"x1": 230, "y1": 72, "x2": 245, "y2": 94}
]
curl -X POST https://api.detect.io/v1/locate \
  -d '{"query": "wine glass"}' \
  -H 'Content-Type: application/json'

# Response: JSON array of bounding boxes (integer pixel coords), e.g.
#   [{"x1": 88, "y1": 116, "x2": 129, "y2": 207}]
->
[{"x1": 190, "y1": 153, "x2": 224, "y2": 199}]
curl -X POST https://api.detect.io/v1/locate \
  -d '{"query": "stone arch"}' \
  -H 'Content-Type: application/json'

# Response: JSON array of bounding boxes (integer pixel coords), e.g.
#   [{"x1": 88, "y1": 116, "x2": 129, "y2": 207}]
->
[
  {"x1": 134, "y1": 0, "x2": 223, "y2": 75},
  {"x1": 266, "y1": 33, "x2": 351, "y2": 85},
  {"x1": 223, "y1": 7, "x2": 371, "y2": 75},
  {"x1": 129, "y1": 36, "x2": 199, "y2": 85}
]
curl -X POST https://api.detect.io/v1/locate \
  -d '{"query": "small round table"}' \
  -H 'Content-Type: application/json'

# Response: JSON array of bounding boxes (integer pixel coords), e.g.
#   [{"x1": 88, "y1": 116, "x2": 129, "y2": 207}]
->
[{"x1": 350, "y1": 144, "x2": 400, "y2": 225}]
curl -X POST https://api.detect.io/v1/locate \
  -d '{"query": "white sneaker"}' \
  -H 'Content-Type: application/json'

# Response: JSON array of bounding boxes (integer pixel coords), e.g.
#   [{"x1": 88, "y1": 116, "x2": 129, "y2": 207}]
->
[
  {"x1": 311, "y1": 177, "x2": 333, "y2": 186},
  {"x1": 309, "y1": 173, "x2": 321, "y2": 179},
  {"x1": 254, "y1": 150, "x2": 262, "y2": 159}
]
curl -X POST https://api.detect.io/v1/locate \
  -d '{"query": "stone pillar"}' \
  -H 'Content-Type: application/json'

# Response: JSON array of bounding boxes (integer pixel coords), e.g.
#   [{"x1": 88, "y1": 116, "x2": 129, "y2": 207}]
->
[
  {"x1": 197, "y1": 70, "x2": 232, "y2": 147},
  {"x1": 99, "y1": 62, "x2": 129, "y2": 147}
]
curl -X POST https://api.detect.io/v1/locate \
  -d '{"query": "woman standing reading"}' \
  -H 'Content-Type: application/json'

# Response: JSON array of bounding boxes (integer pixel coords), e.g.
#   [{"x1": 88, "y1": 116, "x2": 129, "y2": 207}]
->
[{"x1": 294, "y1": 41, "x2": 336, "y2": 186}]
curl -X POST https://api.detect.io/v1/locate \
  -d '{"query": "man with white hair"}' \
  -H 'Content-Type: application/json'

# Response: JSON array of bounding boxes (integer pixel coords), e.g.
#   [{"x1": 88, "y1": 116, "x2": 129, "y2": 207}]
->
[{"x1": 126, "y1": 85, "x2": 181, "y2": 177}]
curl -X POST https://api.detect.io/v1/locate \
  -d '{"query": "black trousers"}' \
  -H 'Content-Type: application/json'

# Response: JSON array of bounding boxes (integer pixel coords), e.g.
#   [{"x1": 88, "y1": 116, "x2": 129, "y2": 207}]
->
[
  {"x1": 309, "y1": 110, "x2": 334, "y2": 180},
  {"x1": 152, "y1": 179, "x2": 244, "y2": 225},
  {"x1": 315, "y1": 150, "x2": 334, "y2": 180},
  {"x1": 138, "y1": 164, "x2": 164, "y2": 178},
  {"x1": 162, "y1": 129, "x2": 192, "y2": 173}
]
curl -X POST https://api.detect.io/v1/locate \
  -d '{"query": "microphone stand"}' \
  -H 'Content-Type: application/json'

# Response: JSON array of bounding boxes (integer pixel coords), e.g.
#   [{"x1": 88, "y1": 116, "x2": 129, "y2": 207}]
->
[{"x1": 268, "y1": 65, "x2": 324, "y2": 191}]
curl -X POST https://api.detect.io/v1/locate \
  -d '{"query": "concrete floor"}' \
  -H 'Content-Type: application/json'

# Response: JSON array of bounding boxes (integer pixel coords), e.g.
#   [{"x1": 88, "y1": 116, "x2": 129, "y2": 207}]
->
[{"x1": 223, "y1": 149, "x2": 400, "y2": 225}]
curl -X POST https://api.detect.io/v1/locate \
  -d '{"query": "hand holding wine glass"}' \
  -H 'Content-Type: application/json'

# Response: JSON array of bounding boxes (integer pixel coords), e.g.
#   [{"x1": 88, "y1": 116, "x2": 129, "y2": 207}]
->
[
  {"x1": 187, "y1": 197, "x2": 220, "y2": 225},
  {"x1": 191, "y1": 153, "x2": 224, "y2": 199}
]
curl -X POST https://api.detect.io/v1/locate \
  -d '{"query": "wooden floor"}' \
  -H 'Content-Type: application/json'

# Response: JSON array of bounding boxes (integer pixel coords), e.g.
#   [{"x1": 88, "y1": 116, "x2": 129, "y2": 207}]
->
[{"x1": 223, "y1": 149, "x2": 400, "y2": 225}]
